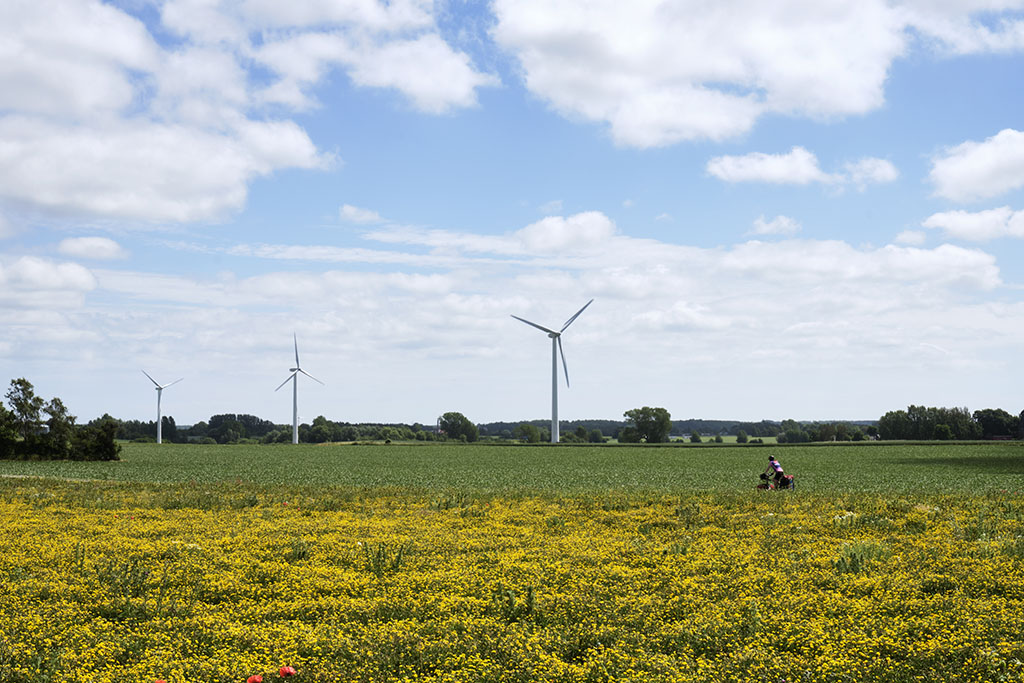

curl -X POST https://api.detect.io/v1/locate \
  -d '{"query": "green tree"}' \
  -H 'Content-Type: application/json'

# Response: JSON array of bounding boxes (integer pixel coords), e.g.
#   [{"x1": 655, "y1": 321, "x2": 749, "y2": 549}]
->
[
  {"x1": 0, "y1": 403, "x2": 17, "y2": 458},
  {"x1": 973, "y1": 408, "x2": 1019, "y2": 439},
  {"x1": 515, "y1": 423, "x2": 541, "y2": 443},
  {"x1": 439, "y1": 412, "x2": 478, "y2": 443},
  {"x1": 42, "y1": 397, "x2": 75, "y2": 458},
  {"x1": 622, "y1": 406, "x2": 672, "y2": 443},
  {"x1": 588, "y1": 428, "x2": 605, "y2": 443},
  {"x1": 690, "y1": 430, "x2": 702, "y2": 443},
  {"x1": 72, "y1": 418, "x2": 121, "y2": 461},
  {"x1": 6, "y1": 378, "x2": 44, "y2": 442},
  {"x1": 736, "y1": 430, "x2": 748, "y2": 444}
]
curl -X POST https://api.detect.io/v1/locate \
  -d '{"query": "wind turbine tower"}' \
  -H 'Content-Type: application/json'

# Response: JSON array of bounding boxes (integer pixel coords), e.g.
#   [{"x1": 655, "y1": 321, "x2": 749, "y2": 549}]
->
[
  {"x1": 275, "y1": 334, "x2": 324, "y2": 444},
  {"x1": 141, "y1": 371, "x2": 182, "y2": 444},
  {"x1": 511, "y1": 299, "x2": 593, "y2": 443}
]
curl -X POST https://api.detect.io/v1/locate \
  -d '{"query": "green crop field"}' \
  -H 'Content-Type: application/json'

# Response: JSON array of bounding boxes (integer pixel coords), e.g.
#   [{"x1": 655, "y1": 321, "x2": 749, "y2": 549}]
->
[{"x1": 1, "y1": 440, "x2": 1022, "y2": 494}]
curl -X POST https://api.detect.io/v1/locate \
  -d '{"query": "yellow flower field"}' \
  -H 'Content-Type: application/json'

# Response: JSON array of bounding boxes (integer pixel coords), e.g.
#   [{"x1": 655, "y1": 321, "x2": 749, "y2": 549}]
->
[{"x1": 1, "y1": 482, "x2": 1023, "y2": 682}]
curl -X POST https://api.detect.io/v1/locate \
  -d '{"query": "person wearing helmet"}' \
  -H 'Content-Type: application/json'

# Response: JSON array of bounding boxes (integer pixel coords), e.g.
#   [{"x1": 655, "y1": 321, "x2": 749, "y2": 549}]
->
[{"x1": 763, "y1": 455, "x2": 785, "y2": 488}]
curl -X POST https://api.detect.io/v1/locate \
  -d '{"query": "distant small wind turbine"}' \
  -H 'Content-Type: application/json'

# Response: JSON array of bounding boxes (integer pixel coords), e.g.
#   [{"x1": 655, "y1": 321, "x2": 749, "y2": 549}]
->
[
  {"x1": 511, "y1": 299, "x2": 593, "y2": 443},
  {"x1": 275, "y1": 334, "x2": 324, "y2": 444},
  {"x1": 141, "y1": 370, "x2": 182, "y2": 444}
]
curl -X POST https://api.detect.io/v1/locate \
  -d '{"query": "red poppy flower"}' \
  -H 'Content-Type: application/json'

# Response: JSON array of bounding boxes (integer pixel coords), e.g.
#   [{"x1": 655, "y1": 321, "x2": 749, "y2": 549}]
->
[
  {"x1": 279, "y1": 666, "x2": 297, "y2": 677},
  {"x1": 247, "y1": 676, "x2": 263, "y2": 683}
]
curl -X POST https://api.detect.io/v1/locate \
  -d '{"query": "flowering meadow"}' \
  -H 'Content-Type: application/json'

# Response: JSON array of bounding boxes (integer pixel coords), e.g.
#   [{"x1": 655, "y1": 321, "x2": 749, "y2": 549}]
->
[{"x1": 2, "y1": 460, "x2": 1024, "y2": 683}]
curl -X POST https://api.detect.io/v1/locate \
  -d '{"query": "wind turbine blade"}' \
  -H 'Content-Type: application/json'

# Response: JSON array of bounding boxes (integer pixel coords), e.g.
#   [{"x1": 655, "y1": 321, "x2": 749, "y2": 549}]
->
[
  {"x1": 275, "y1": 372, "x2": 297, "y2": 392},
  {"x1": 293, "y1": 333, "x2": 300, "y2": 368},
  {"x1": 511, "y1": 315, "x2": 558, "y2": 336},
  {"x1": 141, "y1": 370, "x2": 160, "y2": 387},
  {"x1": 558, "y1": 336, "x2": 570, "y2": 387},
  {"x1": 163, "y1": 377, "x2": 184, "y2": 389},
  {"x1": 297, "y1": 368, "x2": 325, "y2": 385},
  {"x1": 560, "y1": 298, "x2": 594, "y2": 333}
]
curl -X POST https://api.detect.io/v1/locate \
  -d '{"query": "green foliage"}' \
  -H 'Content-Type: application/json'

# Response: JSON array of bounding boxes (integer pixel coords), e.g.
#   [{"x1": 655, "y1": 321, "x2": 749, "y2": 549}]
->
[
  {"x1": 71, "y1": 419, "x2": 121, "y2": 461},
  {"x1": 622, "y1": 406, "x2": 672, "y2": 443},
  {"x1": 439, "y1": 411, "x2": 478, "y2": 442},
  {"x1": 5, "y1": 378, "x2": 44, "y2": 442},
  {"x1": 515, "y1": 423, "x2": 541, "y2": 443},
  {"x1": 879, "y1": 405, "x2": 982, "y2": 440},
  {"x1": 833, "y1": 541, "x2": 890, "y2": 574},
  {"x1": 973, "y1": 408, "x2": 1020, "y2": 439},
  {"x1": 362, "y1": 540, "x2": 410, "y2": 576},
  {"x1": 0, "y1": 379, "x2": 118, "y2": 461},
  {"x1": 736, "y1": 430, "x2": 748, "y2": 444},
  {"x1": 690, "y1": 430, "x2": 702, "y2": 443},
  {"x1": 491, "y1": 584, "x2": 535, "y2": 623}
]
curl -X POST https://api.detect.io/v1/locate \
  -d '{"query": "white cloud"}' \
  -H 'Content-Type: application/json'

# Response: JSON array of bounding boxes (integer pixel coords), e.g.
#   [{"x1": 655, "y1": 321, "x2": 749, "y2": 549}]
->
[
  {"x1": 0, "y1": 256, "x2": 96, "y2": 308},
  {"x1": 708, "y1": 148, "x2": 899, "y2": 188},
  {"x1": 340, "y1": 204, "x2": 385, "y2": 224},
  {"x1": 0, "y1": 117, "x2": 326, "y2": 222},
  {"x1": 923, "y1": 206, "x2": 1024, "y2": 241},
  {"x1": 751, "y1": 215, "x2": 801, "y2": 236},
  {"x1": 491, "y1": 1, "x2": 1024, "y2": 147},
  {"x1": 0, "y1": 214, "x2": 13, "y2": 239},
  {"x1": 341, "y1": 34, "x2": 498, "y2": 113},
  {"x1": 58, "y1": 237, "x2": 128, "y2": 260},
  {"x1": 897, "y1": 1, "x2": 1024, "y2": 54},
  {"x1": 0, "y1": 0, "x2": 494, "y2": 225},
  {"x1": 707, "y1": 147, "x2": 834, "y2": 184},
  {"x1": 517, "y1": 212, "x2": 617, "y2": 252},
  {"x1": 3, "y1": 212, "x2": 1014, "y2": 423},
  {"x1": 929, "y1": 129, "x2": 1024, "y2": 202},
  {"x1": 361, "y1": 210, "x2": 619, "y2": 256},
  {"x1": 844, "y1": 157, "x2": 900, "y2": 188},
  {"x1": 894, "y1": 229, "x2": 927, "y2": 245},
  {"x1": 0, "y1": 0, "x2": 160, "y2": 119}
]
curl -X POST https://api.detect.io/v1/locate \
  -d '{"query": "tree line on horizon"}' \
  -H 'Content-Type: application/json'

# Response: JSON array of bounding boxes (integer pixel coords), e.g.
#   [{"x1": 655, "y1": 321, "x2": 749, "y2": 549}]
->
[{"x1": 4, "y1": 375, "x2": 1022, "y2": 456}]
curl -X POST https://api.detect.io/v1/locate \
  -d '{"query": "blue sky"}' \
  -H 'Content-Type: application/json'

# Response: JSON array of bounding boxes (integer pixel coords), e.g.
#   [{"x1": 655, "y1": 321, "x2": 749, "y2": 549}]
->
[{"x1": 2, "y1": 0, "x2": 1024, "y2": 427}]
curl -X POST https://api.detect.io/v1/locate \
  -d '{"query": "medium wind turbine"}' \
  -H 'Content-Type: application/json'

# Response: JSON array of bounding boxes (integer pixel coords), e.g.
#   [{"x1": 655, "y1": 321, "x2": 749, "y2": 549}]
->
[
  {"x1": 275, "y1": 334, "x2": 324, "y2": 444},
  {"x1": 141, "y1": 370, "x2": 182, "y2": 444},
  {"x1": 511, "y1": 299, "x2": 594, "y2": 443}
]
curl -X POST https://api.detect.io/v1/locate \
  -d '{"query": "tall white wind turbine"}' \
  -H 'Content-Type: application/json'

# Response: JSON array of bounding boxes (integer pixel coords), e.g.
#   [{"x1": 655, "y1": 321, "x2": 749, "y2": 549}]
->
[
  {"x1": 141, "y1": 370, "x2": 182, "y2": 444},
  {"x1": 511, "y1": 299, "x2": 594, "y2": 443},
  {"x1": 275, "y1": 334, "x2": 324, "y2": 444}
]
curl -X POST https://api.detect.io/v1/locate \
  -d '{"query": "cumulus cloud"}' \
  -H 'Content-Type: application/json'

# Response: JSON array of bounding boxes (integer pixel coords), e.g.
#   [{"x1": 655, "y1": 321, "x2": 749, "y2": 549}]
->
[
  {"x1": 929, "y1": 129, "x2": 1024, "y2": 202},
  {"x1": 58, "y1": 237, "x2": 128, "y2": 260},
  {"x1": 708, "y1": 147, "x2": 898, "y2": 188},
  {"x1": 844, "y1": 157, "x2": 900, "y2": 188},
  {"x1": 0, "y1": 256, "x2": 96, "y2": 308},
  {"x1": 361, "y1": 210, "x2": 619, "y2": 256},
  {"x1": 707, "y1": 147, "x2": 835, "y2": 185},
  {"x1": 751, "y1": 215, "x2": 801, "y2": 236},
  {"x1": 340, "y1": 204, "x2": 385, "y2": 224},
  {"x1": 923, "y1": 207, "x2": 1024, "y2": 241},
  {"x1": 0, "y1": 118, "x2": 326, "y2": 222},
  {"x1": 5, "y1": 210, "x2": 1014, "y2": 422},
  {"x1": 517, "y1": 212, "x2": 617, "y2": 252},
  {"x1": 0, "y1": 0, "x2": 494, "y2": 225},
  {"x1": 491, "y1": 1, "x2": 1024, "y2": 147}
]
